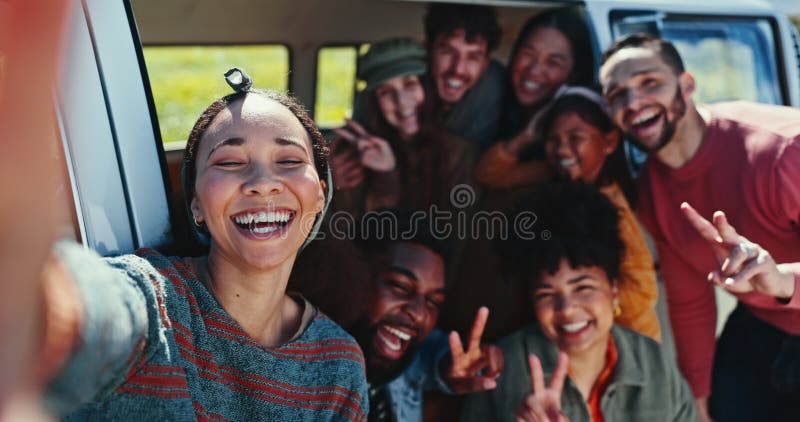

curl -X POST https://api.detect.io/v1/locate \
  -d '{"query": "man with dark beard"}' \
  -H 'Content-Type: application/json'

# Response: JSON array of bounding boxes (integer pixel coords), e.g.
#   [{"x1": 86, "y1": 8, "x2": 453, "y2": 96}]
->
[
  {"x1": 600, "y1": 34, "x2": 800, "y2": 422},
  {"x1": 350, "y1": 209, "x2": 503, "y2": 421}
]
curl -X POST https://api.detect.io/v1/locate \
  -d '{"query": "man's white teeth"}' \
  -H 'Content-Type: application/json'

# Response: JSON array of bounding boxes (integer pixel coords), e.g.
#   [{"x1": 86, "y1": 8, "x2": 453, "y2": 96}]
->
[
  {"x1": 234, "y1": 211, "x2": 292, "y2": 224},
  {"x1": 400, "y1": 110, "x2": 416, "y2": 118},
  {"x1": 562, "y1": 321, "x2": 589, "y2": 333},
  {"x1": 633, "y1": 110, "x2": 659, "y2": 125},
  {"x1": 385, "y1": 325, "x2": 412, "y2": 341},
  {"x1": 446, "y1": 79, "x2": 463, "y2": 88},
  {"x1": 523, "y1": 80, "x2": 540, "y2": 90},
  {"x1": 560, "y1": 158, "x2": 576, "y2": 168},
  {"x1": 378, "y1": 330, "x2": 401, "y2": 351}
]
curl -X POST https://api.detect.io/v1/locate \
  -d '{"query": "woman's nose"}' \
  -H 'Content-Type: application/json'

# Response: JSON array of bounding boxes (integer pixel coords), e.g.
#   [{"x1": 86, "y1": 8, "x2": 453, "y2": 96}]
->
[
  {"x1": 555, "y1": 295, "x2": 576, "y2": 314},
  {"x1": 525, "y1": 59, "x2": 545, "y2": 79},
  {"x1": 397, "y1": 92, "x2": 417, "y2": 114},
  {"x1": 242, "y1": 165, "x2": 283, "y2": 196}
]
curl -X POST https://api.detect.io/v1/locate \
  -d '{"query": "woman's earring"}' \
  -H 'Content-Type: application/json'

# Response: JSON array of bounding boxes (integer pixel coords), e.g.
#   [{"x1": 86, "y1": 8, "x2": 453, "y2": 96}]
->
[
  {"x1": 193, "y1": 215, "x2": 203, "y2": 228},
  {"x1": 613, "y1": 298, "x2": 622, "y2": 317}
]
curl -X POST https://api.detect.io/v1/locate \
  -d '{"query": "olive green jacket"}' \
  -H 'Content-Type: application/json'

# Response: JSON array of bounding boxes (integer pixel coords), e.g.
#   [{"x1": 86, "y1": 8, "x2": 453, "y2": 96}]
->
[{"x1": 460, "y1": 324, "x2": 697, "y2": 422}]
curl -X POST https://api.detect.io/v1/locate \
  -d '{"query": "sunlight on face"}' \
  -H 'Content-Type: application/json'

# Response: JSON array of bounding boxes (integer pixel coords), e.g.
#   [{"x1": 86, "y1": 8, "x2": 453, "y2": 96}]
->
[
  {"x1": 191, "y1": 95, "x2": 325, "y2": 271},
  {"x1": 600, "y1": 47, "x2": 687, "y2": 152}
]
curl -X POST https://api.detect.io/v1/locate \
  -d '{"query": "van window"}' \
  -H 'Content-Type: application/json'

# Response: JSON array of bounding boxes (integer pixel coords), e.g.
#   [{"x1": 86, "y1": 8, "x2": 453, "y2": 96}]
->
[
  {"x1": 143, "y1": 45, "x2": 290, "y2": 146},
  {"x1": 314, "y1": 45, "x2": 361, "y2": 128},
  {"x1": 612, "y1": 14, "x2": 783, "y2": 105}
]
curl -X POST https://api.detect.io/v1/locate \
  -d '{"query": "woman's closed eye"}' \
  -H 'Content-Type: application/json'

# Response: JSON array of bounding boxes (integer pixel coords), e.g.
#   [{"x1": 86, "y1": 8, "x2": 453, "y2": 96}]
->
[
  {"x1": 574, "y1": 283, "x2": 597, "y2": 293},
  {"x1": 533, "y1": 290, "x2": 555, "y2": 301},
  {"x1": 277, "y1": 158, "x2": 305, "y2": 166},
  {"x1": 213, "y1": 159, "x2": 246, "y2": 168},
  {"x1": 547, "y1": 58, "x2": 565, "y2": 70}
]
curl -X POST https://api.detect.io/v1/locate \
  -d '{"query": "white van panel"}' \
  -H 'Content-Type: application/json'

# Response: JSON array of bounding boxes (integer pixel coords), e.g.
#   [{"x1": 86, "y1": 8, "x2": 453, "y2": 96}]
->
[
  {"x1": 58, "y1": 0, "x2": 135, "y2": 255},
  {"x1": 83, "y1": 0, "x2": 172, "y2": 249},
  {"x1": 57, "y1": 0, "x2": 172, "y2": 255}
]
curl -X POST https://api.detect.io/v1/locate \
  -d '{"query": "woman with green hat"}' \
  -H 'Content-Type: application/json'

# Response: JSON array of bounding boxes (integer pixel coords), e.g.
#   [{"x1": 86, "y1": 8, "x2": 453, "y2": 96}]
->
[{"x1": 330, "y1": 38, "x2": 477, "y2": 217}]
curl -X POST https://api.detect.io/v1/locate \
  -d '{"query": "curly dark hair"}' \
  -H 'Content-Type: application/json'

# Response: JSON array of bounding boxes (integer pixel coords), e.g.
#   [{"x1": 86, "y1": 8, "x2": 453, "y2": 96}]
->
[
  {"x1": 600, "y1": 33, "x2": 685, "y2": 76},
  {"x1": 181, "y1": 89, "x2": 330, "y2": 240},
  {"x1": 501, "y1": 181, "x2": 625, "y2": 289},
  {"x1": 424, "y1": 3, "x2": 501, "y2": 54},
  {"x1": 357, "y1": 208, "x2": 452, "y2": 276}
]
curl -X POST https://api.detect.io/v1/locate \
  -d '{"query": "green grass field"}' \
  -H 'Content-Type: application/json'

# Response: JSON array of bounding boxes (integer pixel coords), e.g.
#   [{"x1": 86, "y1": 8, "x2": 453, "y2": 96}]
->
[{"x1": 143, "y1": 45, "x2": 356, "y2": 145}]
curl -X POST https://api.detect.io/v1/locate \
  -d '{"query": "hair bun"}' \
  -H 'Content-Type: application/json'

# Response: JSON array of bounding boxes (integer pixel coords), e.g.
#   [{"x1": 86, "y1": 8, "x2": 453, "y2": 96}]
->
[{"x1": 224, "y1": 68, "x2": 253, "y2": 93}]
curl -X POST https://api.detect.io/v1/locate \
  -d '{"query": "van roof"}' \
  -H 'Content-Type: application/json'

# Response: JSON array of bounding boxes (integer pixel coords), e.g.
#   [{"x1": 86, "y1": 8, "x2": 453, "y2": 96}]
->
[
  {"x1": 413, "y1": 0, "x2": 779, "y2": 15},
  {"x1": 584, "y1": 0, "x2": 776, "y2": 12}
]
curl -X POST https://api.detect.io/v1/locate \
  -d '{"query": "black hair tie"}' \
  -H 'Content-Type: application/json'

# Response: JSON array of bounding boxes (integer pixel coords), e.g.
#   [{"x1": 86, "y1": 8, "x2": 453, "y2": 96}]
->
[{"x1": 224, "y1": 68, "x2": 253, "y2": 93}]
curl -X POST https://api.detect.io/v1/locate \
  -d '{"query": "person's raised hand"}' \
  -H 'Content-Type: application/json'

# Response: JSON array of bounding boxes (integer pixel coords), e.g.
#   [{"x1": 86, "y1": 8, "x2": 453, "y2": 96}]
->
[
  {"x1": 329, "y1": 137, "x2": 365, "y2": 190},
  {"x1": 443, "y1": 307, "x2": 504, "y2": 394},
  {"x1": 516, "y1": 353, "x2": 569, "y2": 422},
  {"x1": 332, "y1": 119, "x2": 396, "y2": 172},
  {"x1": 680, "y1": 202, "x2": 795, "y2": 300}
]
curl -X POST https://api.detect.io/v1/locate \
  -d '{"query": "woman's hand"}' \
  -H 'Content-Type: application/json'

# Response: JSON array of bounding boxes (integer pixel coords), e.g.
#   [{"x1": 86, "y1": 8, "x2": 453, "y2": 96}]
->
[
  {"x1": 330, "y1": 138, "x2": 365, "y2": 190},
  {"x1": 443, "y1": 307, "x2": 504, "y2": 394},
  {"x1": 332, "y1": 119, "x2": 396, "y2": 172},
  {"x1": 680, "y1": 202, "x2": 796, "y2": 300},
  {"x1": 516, "y1": 352, "x2": 569, "y2": 422}
]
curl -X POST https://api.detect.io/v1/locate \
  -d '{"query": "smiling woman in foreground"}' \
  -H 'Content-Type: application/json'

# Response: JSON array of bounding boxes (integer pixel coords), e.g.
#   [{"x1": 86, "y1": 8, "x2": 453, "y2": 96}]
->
[
  {"x1": 460, "y1": 182, "x2": 694, "y2": 422},
  {"x1": 37, "y1": 71, "x2": 368, "y2": 421}
]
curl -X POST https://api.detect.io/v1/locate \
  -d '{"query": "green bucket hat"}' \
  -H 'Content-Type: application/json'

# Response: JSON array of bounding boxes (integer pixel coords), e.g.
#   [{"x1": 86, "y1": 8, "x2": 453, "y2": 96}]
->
[{"x1": 357, "y1": 38, "x2": 427, "y2": 92}]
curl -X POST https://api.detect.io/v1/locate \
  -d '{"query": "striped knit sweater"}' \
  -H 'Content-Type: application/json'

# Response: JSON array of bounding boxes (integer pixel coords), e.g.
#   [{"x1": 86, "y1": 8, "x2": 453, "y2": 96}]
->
[{"x1": 46, "y1": 244, "x2": 368, "y2": 421}]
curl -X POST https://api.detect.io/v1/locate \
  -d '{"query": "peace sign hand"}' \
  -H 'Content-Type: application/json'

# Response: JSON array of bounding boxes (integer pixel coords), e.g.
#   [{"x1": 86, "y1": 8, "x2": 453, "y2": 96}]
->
[
  {"x1": 516, "y1": 353, "x2": 569, "y2": 422},
  {"x1": 680, "y1": 202, "x2": 795, "y2": 300},
  {"x1": 443, "y1": 307, "x2": 505, "y2": 394},
  {"x1": 331, "y1": 119, "x2": 396, "y2": 172}
]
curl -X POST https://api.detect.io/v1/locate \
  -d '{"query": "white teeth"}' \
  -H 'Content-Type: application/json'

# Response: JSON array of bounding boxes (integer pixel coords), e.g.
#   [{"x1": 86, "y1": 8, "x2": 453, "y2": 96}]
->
[
  {"x1": 523, "y1": 80, "x2": 540, "y2": 90},
  {"x1": 377, "y1": 330, "x2": 401, "y2": 351},
  {"x1": 560, "y1": 158, "x2": 576, "y2": 167},
  {"x1": 385, "y1": 326, "x2": 412, "y2": 341},
  {"x1": 251, "y1": 226, "x2": 279, "y2": 234},
  {"x1": 633, "y1": 110, "x2": 659, "y2": 125},
  {"x1": 236, "y1": 211, "x2": 292, "y2": 224},
  {"x1": 562, "y1": 321, "x2": 589, "y2": 333},
  {"x1": 446, "y1": 79, "x2": 463, "y2": 88}
]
